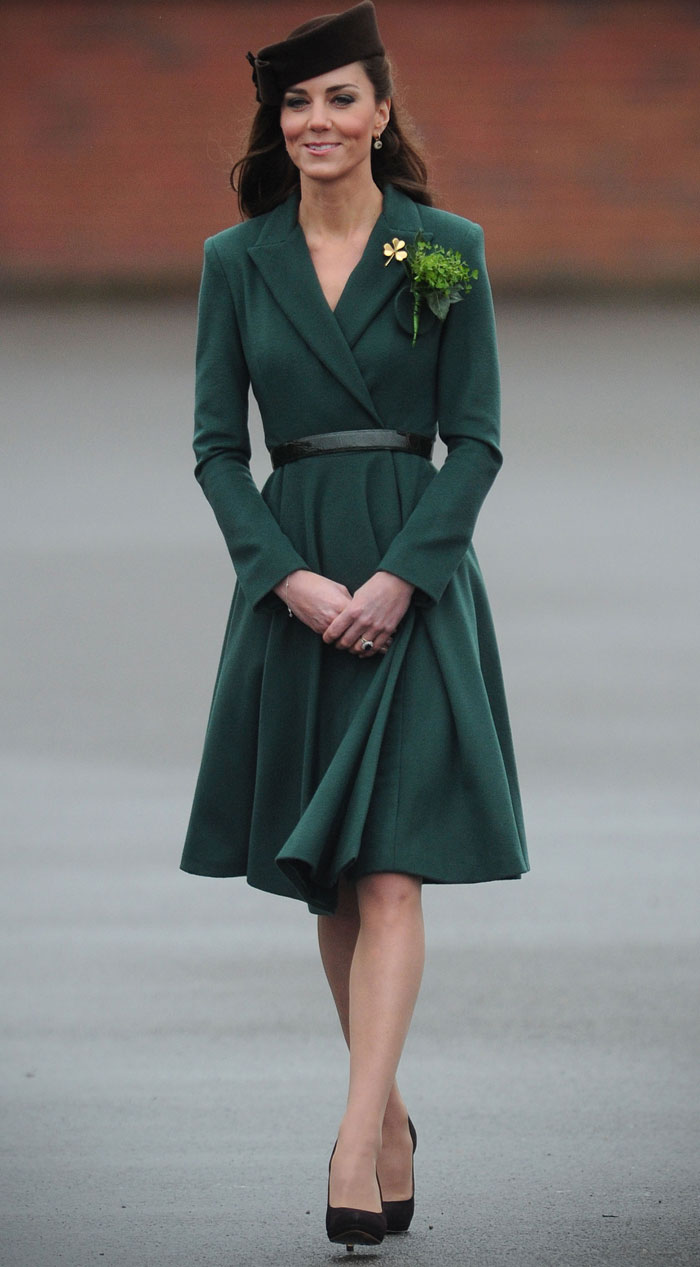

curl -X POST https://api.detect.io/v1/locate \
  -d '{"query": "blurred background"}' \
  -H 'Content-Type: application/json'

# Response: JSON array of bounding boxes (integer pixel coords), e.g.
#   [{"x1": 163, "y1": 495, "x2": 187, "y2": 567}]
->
[
  {"x1": 1, "y1": 4, "x2": 699, "y2": 1265},
  {"x1": 3, "y1": 0, "x2": 699, "y2": 291}
]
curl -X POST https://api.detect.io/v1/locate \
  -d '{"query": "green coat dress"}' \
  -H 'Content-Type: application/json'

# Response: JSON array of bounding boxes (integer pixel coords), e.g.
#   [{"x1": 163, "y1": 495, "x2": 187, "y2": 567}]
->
[{"x1": 180, "y1": 182, "x2": 528, "y2": 915}]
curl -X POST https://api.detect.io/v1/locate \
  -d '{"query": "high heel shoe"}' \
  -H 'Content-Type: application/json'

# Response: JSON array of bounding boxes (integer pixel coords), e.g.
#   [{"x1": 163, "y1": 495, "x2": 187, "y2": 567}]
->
[
  {"x1": 326, "y1": 1141, "x2": 387, "y2": 1251},
  {"x1": 382, "y1": 1116, "x2": 417, "y2": 1233}
]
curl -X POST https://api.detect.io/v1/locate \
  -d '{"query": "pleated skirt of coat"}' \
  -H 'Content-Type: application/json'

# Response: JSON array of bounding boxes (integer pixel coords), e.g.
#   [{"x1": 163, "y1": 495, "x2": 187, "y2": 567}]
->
[{"x1": 180, "y1": 448, "x2": 528, "y2": 915}]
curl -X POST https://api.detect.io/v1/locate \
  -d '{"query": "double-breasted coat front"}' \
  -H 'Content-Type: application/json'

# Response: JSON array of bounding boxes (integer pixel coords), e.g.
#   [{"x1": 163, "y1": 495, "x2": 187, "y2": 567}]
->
[{"x1": 180, "y1": 182, "x2": 528, "y2": 914}]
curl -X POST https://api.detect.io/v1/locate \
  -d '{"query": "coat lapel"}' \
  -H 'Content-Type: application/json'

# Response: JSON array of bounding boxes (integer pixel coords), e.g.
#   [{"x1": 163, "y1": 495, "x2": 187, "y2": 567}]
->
[
  {"x1": 247, "y1": 195, "x2": 382, "y2": 423},
  {"x1": 333, "y1": 185, "x2": 427, "y2": 349}
]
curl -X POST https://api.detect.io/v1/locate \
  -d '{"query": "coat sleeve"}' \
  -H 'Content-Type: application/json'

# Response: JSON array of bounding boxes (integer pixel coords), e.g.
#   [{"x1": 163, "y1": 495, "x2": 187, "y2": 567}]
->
[
  {"x1": 192, "y1": 237, "x2": 310, "y2": 610},
  {"x1": 375, "y1": 222, "x2": 503, "y2": 606}
]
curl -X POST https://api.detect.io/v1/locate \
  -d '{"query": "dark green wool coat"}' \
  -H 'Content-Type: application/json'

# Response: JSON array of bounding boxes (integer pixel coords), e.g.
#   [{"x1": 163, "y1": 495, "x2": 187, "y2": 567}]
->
[{"x1": 180, "y1": 182, "x2": 529, "y2": 914}]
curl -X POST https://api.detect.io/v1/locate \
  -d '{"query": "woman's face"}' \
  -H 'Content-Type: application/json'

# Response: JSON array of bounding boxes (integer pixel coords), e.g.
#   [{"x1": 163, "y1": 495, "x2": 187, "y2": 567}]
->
[{"x1": 280, "y1": 61, "x2": 390, "y2": 186}]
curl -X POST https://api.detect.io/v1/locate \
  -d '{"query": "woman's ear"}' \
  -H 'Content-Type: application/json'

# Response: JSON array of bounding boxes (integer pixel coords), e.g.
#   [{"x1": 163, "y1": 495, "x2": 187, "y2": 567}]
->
[{"x1": 376, "y1": 98, "x2": 391, "y2": 132}]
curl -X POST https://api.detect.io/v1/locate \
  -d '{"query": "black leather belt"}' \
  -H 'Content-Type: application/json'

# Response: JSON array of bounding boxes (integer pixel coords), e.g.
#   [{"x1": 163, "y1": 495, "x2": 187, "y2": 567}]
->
[{"x1": 270, "y1": 429, "x2": 434, "y2": 469}]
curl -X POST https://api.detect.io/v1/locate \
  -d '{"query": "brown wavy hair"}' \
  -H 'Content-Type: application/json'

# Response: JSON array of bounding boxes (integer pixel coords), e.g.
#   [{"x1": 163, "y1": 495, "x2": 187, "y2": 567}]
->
[{"x1": 231, "y1": 53, "x2": 433, "y2": 219}]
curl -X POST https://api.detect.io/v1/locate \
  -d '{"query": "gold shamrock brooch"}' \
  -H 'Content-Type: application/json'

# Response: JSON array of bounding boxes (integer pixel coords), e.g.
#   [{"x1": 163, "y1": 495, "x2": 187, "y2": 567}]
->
[{"x1": 383, "y1": 238, "x2": 408, "y2": 266}]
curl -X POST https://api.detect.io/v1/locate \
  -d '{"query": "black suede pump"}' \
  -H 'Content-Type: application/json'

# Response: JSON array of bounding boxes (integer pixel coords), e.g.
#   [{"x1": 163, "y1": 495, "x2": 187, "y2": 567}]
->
[
  {"x1": 326, "y1": 1142, "x2": 387, "y2": 1251},
  {"x1": 382, "y1": 1117, "x2": 417, "y2": 1233}
]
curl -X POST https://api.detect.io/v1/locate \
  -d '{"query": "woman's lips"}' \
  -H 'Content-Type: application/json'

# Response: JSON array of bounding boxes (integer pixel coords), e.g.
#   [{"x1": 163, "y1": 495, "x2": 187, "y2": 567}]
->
[{"x1": 304, "y1": 142, "x2": 340, "y2": 154}]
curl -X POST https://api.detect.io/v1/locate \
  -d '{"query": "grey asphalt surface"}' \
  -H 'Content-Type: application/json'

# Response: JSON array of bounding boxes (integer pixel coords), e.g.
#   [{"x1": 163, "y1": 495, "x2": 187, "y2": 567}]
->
[{"x1": 1, "y1": 297, "x2": 698, "y2": 1266}]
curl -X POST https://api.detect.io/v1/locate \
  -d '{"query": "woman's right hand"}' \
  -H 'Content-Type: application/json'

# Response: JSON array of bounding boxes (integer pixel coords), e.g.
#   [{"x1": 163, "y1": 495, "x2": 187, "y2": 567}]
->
[{"x1": 273, "y1": 569, "x2": 352, "y2": 637}]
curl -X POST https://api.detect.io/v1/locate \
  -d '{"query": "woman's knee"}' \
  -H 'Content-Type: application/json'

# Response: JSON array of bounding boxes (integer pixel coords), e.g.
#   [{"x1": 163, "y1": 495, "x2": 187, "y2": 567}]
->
[{"x1": 356, "y1": 872, "x2": 422, "y2": 924}]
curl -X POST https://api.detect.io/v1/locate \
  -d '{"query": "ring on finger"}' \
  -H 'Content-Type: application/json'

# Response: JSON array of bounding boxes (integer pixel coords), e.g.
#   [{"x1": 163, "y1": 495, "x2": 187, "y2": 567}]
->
[{"x1": 360, "y1": 637, "x2": 374, "y2": 652}]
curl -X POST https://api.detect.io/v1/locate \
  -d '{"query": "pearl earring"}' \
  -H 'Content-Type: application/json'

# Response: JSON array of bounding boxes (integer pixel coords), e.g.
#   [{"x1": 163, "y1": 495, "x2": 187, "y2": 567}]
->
[{"x1": 373, "y1": 134, "x2": 383, "y2": 150}]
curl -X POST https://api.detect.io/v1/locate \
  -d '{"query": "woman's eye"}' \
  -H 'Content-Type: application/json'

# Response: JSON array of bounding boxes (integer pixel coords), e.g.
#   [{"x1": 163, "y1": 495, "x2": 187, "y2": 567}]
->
[{"x1": 283, "y1": 93, "x2": 355, "y2": 109}]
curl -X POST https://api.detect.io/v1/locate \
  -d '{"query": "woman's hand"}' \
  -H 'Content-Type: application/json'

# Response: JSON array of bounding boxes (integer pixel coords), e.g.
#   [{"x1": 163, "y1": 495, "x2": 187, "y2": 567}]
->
[
  {"x1": 274, "y1": 569, "x2": 352, "y2": 636},
  {"x1": 322, "y1": 571, "x2": 415, "y2": 657}
]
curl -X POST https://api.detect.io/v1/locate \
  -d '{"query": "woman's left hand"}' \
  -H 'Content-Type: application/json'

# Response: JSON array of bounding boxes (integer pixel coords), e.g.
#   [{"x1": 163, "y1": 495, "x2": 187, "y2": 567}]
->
[{"x1": 322, "y1": 571, "x2": 415, "y2": 657}]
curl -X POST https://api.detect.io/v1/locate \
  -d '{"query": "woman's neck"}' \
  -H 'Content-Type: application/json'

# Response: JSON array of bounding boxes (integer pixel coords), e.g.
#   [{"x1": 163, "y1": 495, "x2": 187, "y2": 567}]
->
[{"x1": 298, "y1": 172, "x2": 383, "y2": 242}]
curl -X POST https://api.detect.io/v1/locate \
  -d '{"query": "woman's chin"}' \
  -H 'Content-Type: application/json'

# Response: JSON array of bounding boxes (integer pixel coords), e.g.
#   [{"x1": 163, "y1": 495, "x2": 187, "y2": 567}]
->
[{"x1": 298, "y1": 156, "x2": 345, "y2": 179}]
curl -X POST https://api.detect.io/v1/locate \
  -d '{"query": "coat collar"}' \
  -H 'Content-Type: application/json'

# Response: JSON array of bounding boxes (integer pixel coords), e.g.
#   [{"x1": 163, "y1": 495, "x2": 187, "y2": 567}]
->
[
  {"x1": 334, "y1": 185, "x2": 428, "y2": 349},
  {"x1": 247, "y1": 184, "x2": 427, "y2": 423}
]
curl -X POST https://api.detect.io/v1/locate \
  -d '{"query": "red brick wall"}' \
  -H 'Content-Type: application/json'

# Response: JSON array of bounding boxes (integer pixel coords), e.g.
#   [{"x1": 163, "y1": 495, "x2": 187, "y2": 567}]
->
[{"x1": 2, "y1": 1, "x2": 699, "y2": 290}]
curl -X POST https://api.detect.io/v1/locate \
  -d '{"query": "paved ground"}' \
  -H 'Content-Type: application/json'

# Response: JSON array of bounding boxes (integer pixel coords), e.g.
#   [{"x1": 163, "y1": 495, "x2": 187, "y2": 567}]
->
[{"x1": 1, "y1": 297, "x2": 698, "y2": 1266}]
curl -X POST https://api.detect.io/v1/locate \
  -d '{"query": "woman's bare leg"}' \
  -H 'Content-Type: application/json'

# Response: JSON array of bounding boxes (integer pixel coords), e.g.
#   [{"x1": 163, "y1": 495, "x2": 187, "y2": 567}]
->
[
  {"x1": 317, "y1": 880, "x2": 416, "y2": 1202},
  {"x1": 318, "y1": 872, "x2": 424, "y2": 1210}
]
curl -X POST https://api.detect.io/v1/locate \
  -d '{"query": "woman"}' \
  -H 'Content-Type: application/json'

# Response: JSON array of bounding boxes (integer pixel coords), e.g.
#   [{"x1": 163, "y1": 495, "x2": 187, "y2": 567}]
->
[{"x1": 181, "y1": 0, "x2": 528, "y2": 1249}]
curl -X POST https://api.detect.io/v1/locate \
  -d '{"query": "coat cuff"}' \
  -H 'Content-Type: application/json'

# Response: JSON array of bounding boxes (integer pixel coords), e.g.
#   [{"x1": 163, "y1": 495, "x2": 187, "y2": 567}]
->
[
  {"x1": 375, "y1": 554, "x2": 447, "y2": 608},
  {"x1": 235, "y1": 548, "x2": 310, "y2": 613}
]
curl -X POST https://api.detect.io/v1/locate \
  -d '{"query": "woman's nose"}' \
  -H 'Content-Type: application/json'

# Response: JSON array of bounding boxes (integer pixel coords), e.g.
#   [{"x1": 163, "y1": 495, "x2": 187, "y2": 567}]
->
[{"x1": 308, "y1": 104, "x2": 332, "y2": 130}]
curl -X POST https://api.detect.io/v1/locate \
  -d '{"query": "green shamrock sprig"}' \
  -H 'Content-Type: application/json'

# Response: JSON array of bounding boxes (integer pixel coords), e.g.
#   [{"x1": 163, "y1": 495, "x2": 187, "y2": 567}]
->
[{"x1": 388, "y1": 233, "x2": 479, "y2": 345}]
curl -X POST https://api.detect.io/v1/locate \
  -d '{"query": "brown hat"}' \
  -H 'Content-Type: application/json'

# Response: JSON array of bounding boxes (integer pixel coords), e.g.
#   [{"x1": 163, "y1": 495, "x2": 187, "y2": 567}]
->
[{"x1": 246, "y1": 1, "x2": 385, "y2": 106}]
